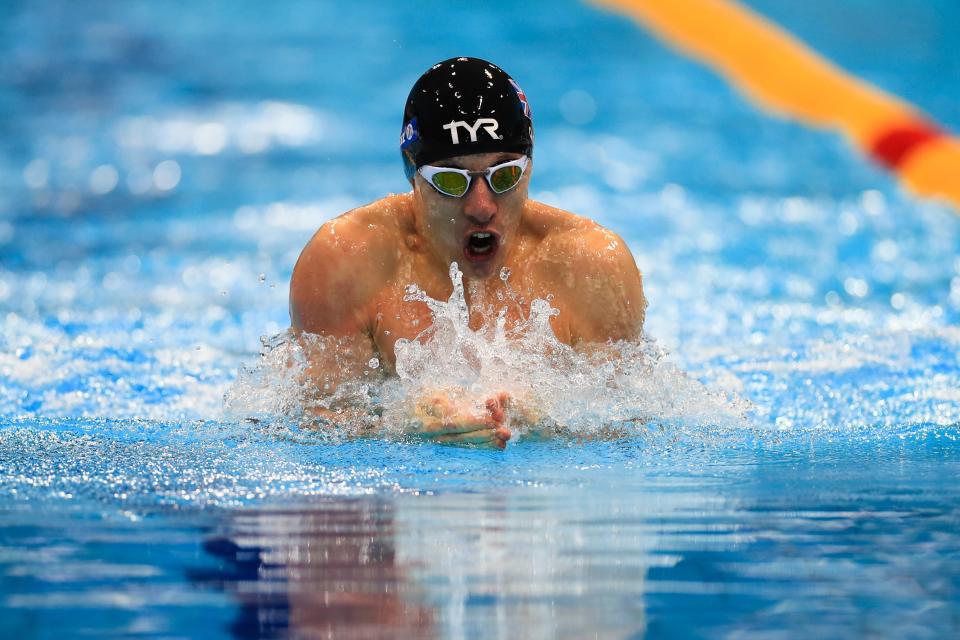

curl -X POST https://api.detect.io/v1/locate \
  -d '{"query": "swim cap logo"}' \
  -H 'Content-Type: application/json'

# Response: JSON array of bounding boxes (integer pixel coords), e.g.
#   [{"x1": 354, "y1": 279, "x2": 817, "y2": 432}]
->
[
  {"x1": 400, "y1": 118, "x2": 419, "y2": 149},
  {"x1": 508, "y1": 79, "x2": 532, "y2": 119},
  {"x1": 442, "y1": 118, "x2": 501, "y2": 144}
]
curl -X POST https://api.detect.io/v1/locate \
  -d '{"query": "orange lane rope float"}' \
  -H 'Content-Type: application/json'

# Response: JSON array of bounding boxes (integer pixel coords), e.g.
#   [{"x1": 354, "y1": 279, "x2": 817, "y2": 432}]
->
[{"x1": 593, "y1": 0, "x2": 960, "y2": 210}]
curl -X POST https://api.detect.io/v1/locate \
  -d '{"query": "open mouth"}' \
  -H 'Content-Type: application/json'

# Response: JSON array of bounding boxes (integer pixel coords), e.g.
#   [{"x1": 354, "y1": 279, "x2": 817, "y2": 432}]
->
[{"x1": 464, "y1": 231, "x2": 500, "y2": 262}]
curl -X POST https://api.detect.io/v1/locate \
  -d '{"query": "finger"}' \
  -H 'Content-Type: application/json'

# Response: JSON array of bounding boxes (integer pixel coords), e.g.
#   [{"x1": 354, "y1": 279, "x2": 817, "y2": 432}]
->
[
  {"x1": 418, "y1": 415, "x2": 488, "y2": 436},
  {"x1": 494, "y1": 421, "x2": 511, "y2": 448},
  {"x1": 433, "y1": 429, "x2": 500, "y2": 445},
  {"x1": 485, "y1": 397, "x2": 506, "y2": 424},
  {"x1": 486, "y1": 398, "x2": 505, "y2": 422}
]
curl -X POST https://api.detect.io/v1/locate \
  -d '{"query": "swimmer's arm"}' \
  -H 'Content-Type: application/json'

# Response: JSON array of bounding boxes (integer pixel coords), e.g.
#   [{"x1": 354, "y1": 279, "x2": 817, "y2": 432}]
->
[
  {"x1": 539, "y1": 226, "x2": 646, "y2": 345},
  {"x1": 289, "y1": 212, "x2": 393, "y2": 341},
  {"x1": 289, "y1": 212, "x2": 391, "y2": 420},
  {"x1": 291, "y1": 328, "x2": 382, "y2": 423}
]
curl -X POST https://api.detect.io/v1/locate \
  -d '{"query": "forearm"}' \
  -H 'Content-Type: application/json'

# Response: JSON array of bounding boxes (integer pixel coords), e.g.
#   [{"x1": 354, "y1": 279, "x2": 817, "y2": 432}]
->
[
  {"x1": 300, "y1": 403, "x2": 383, "y2": 434},
  {"x1": 290, "y1": 326, "x2": 387, "y2": 431}
]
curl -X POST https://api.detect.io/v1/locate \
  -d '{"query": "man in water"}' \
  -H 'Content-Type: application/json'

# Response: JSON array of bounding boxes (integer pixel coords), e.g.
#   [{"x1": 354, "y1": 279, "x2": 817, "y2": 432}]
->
[{"x1": 289, "y1": 57, "x2": 645, "y2": 447}]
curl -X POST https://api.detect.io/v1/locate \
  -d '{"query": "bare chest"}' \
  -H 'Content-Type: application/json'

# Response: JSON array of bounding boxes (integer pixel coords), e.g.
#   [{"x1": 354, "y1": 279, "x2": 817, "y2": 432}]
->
[{"x1": 367, "y1": 271, "x2": 568, "y2": 371}]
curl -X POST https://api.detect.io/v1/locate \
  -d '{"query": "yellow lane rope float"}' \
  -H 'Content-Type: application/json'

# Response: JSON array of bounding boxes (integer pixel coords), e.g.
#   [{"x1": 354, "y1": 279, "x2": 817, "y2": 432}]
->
[{"x1": 593, "y1": 0, "x2": 960, "y2": 210}]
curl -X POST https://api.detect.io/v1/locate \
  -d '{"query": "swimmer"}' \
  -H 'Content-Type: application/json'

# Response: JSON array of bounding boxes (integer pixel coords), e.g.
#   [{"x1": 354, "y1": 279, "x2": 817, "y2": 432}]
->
[{"x1": 289, "y1": 57, "x2": 646, "y2": 447}]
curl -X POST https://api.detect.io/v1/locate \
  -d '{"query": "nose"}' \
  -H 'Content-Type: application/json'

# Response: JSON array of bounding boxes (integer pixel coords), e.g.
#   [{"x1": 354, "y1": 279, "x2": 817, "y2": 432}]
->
[{"x1": 464, "y1": 176, "x2": 497, "y2": 226}]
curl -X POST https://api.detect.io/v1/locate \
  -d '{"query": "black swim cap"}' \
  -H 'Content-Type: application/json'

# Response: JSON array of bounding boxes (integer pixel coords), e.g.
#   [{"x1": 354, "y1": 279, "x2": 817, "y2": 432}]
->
[{"x1": 400, "y1": 57, "x2": 534, "y2": 183}]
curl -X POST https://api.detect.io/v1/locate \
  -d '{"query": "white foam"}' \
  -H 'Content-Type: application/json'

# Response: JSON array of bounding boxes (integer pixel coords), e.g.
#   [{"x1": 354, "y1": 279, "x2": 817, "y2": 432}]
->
[{"x1": 224, "y1": 263, "x2": 748, "y2": 440}]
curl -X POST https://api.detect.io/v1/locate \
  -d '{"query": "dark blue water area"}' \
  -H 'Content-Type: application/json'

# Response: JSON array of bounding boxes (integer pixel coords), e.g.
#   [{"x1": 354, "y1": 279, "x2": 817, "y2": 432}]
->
[
  {"x1": 2, "y1": 0, "x2": 960, "y2": 637},
  {"x1": 2, "y1": 417, "x2": 959, "y2": 637}
]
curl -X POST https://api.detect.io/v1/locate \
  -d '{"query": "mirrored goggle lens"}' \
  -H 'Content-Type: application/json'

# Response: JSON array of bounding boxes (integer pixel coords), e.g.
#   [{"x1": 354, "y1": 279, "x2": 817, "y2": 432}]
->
[
  {"x1": 431, "y1": 171, "x2": 469, "y2": 196},
  {"x1": 489, "y1": 165, "x2": 523, "y2": 193}
]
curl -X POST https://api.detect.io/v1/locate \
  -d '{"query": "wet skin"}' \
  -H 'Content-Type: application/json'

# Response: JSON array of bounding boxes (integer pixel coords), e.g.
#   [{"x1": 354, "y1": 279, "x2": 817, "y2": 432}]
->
[{"x1": 289, "y1": 152, "x2": 646, "y2": 447}]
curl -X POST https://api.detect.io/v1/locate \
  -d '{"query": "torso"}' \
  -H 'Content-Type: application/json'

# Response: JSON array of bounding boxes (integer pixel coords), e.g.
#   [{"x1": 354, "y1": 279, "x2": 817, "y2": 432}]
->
[
  {"x1": 361, "y1": 196, "x2": 580, "y2": 371},
  {"x1": 290, "y1": 193, "x2": 643, "y2": 372}
]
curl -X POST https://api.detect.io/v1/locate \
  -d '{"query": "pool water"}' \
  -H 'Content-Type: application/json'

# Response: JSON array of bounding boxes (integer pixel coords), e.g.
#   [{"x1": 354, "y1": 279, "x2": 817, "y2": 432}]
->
[{"x1": 2, "y1": 0, "x2": 960, "y2": 637}]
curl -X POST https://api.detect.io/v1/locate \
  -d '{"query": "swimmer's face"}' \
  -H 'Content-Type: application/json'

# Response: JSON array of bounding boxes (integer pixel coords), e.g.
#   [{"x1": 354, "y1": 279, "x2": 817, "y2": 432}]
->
[{"x1": 412, "y1": 152, "x2": 530, "y2": 280}]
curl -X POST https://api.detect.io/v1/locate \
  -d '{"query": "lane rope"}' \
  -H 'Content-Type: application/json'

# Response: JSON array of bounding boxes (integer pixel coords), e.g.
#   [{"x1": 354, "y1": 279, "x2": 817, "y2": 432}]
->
[{"x1": 593, "y1": 0, "x2": 960, "y2": 210}]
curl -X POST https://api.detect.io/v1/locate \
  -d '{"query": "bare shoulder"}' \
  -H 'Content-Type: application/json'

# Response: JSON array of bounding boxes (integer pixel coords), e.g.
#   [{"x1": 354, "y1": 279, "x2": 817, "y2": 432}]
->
[
  {"x1": 289, "y1": 193, "x2": 409, "y2": 334},
  {"x1": 524, "y1": 200, "x2": 636, "y2": 276},
  {"x1": 525, "y1": 200, "x2": 646, "y2": 342}
]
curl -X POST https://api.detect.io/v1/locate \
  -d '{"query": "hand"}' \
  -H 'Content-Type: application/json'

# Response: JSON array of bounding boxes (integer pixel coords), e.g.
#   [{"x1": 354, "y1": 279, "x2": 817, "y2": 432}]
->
[{"x1": 412, "y1": 391, "x2": 512, "y2": 449}]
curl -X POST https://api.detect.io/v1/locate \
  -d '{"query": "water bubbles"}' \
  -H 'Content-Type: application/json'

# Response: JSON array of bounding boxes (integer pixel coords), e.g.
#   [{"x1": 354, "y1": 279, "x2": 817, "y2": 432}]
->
[
  {"x1": 126, "y1": 166, "x2": 153, "y2": 195},
  {"x1": 871, "y1": 239, "x2": 899, "y2": 262},
  {"x1": 368, "y1": 357, "x2": 380, "y2": 369},
  {"x1": 23, "y1": 159, "x2": 50, "y2": 189},
  {"x1": 660, "y1": 183, "x2": 686, "y2": 208},
  {"x1": 115, "y1": 102, "x2": 323, "y2": 157},
  {"x1": 499, "y1": 267, "x2": 512, "y2": 282},
  {"x1": 843, "y1": 277, "x2": 869, "y2": 298},
  {"x1": 860, "y1": 189, "x2": 886, "y2": 216},
  {"x1": 89, "y1": 164, "x2": 119, "y2": 195},
  {"x1": 774, "y1": 415, "x2": 794, "y2": 430},
  {"x1": 834, "y1": 210, "x2": 858, "y2": 236},
  {"x1": 559, "y1": 89, "x2": 597, "y2": 126},
  {"x1": 152, "y1": 160, "x2": 181, "y2": 191},
  {"x1": 193, "y1": 121, "x2": 228, "y2": 155}
]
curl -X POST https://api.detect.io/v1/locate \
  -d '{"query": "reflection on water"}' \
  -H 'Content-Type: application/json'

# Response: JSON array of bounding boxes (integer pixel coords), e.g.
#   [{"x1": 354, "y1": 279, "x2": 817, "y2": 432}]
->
[
  {"x1": 192, "y1": 498, "x2": 435, "y2": 639},
  {"x1": 180, "y1": 441, "x2": 960, "y2": 639},
  {"x1": 192, "y1": 492, "x2": 659, "y2": 640},
  {"x1": 1, "y1": 429, "x2": 958, "y2": 637}
]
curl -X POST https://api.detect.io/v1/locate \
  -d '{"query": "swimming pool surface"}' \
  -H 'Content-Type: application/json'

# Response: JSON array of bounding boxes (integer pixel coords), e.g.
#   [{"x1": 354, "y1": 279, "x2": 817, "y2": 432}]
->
[{"x1": 2, "y1": 1, "x2": 959, "y2": 637}]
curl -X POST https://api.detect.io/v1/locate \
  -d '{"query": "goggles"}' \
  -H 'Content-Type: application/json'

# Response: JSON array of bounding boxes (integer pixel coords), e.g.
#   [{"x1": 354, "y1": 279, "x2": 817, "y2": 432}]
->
[{"x1": 418, "y1": 156, "x2": 529, "y2": 198}]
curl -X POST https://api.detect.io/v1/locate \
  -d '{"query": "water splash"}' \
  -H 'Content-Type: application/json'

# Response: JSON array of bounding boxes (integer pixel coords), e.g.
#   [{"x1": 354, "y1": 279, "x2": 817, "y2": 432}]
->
[
  {"x1": 225, "y1": 263, "x2": 748, "y2": 440},
  {"x1": 224, "y1": 332, "x2": 308, "y2": 419}
]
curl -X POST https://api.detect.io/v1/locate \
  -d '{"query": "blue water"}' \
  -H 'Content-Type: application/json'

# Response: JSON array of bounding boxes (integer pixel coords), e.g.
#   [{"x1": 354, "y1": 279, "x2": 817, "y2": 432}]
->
[{"x1": 2, "y1": 1, "x2": 960, "y2": 637}]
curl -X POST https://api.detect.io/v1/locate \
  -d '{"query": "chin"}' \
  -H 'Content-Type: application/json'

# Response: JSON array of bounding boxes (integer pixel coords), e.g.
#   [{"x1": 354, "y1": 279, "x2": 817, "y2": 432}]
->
[{"x1": 459, "y1": 259, "x2": 499, "y2": 280}]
